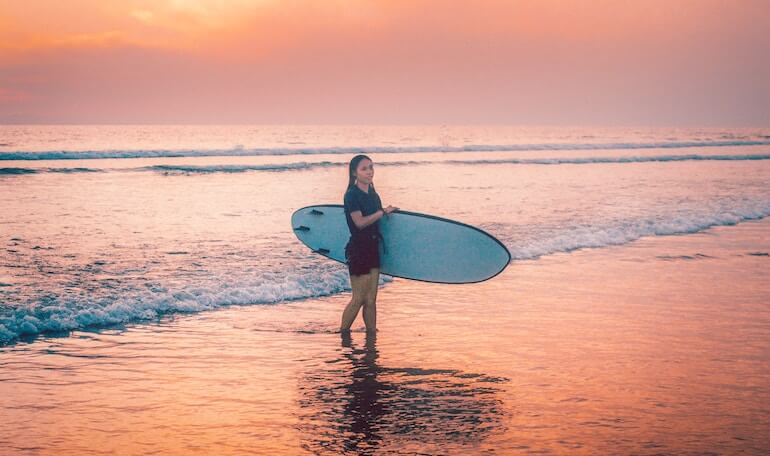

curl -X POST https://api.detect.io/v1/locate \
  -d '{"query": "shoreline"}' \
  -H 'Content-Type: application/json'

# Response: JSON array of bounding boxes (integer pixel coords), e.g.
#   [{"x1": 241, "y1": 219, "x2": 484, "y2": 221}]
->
[
  {"x1": 2, "y1": 215, "x2": 769, "y2": 348},
  {"x1": 1, "y1": 217, "x2": 768, "y2": 454}
]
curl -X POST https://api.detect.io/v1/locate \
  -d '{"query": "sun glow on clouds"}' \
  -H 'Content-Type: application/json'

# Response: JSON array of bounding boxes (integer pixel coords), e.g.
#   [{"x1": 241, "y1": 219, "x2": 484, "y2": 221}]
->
[
  {"x1": 0, "y1": 0, "x2": 283, "y2": 54},
  {"x1": 129, "y1": 0, "x2": 277, "y2": 29},
  {"x1": 0, "y1": 0, "x2": 769, "y2": 124},
  {"x1": 129, "y1": 9, "x2": 154, "y2": 23}
]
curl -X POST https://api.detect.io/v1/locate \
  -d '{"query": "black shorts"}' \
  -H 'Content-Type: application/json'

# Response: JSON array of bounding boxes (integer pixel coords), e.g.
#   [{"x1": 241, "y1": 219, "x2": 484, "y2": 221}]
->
[{"x1": 345, "y1": 234, "x2": 380, "y2": 276}]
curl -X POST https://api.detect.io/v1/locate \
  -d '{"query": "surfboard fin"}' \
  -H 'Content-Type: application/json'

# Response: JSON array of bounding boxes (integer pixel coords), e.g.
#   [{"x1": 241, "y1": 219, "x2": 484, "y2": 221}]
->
[
  {"x1": 310, "y1": 209, "x2": 324, "y2": 215},
  {"x1": 294, "y1": 225, "x2": 310, "y2": 231},
  {"x1": 313, "y1": 248, "x2": 330, "y2": 255}
]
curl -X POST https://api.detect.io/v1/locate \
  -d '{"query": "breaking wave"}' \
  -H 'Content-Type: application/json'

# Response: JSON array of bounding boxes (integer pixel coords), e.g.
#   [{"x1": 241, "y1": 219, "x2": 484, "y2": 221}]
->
[{"x1": 0, "y1": 266, "x2": 392, "y2": 345}]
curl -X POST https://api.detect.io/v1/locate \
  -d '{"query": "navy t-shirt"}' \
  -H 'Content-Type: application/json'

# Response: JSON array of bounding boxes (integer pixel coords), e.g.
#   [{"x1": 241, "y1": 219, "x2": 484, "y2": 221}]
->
[{"x1": 343, "y1": 185, "x2": 383, "y2": 238}]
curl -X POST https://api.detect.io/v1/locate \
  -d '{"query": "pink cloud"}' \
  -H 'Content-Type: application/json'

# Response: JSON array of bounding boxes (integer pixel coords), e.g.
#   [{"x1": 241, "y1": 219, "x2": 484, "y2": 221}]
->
[{"x1": 1, "y1": 0, "x2": 769, "y2": 125}]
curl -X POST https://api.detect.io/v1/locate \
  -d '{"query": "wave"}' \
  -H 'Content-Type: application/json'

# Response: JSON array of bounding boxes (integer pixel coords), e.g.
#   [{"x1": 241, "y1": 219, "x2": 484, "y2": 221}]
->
[
  {"x1": 449, "y1": 153, "x2": 770, "y2": 166},
  {"x1": 0, "y1": 266, "x2": 392, "y2": 346},
  {"x1": 47, "y1": 167, "x2": 102, "y2": 173},
  {"x1": 0, "y1": 167, "x2": 37, "y2": 175},
  {"x1": 134, "y1": 153, "x2": 770, "y2": 173},
  {"x1": 2, "y1": 139, "x2": 770, "y2": 160},
  {"x1": 3, "y1": 153, "x2": 769, "y2": 176},
  {"x1": 143, "y1": 162, "x2": 339, "y2": 173},
  {"x1": 496, "y1": 197, "x2": 770, "y2": 261},
  {"x1": 0, "y1": 167, "x2": 102, "y2": 175}
]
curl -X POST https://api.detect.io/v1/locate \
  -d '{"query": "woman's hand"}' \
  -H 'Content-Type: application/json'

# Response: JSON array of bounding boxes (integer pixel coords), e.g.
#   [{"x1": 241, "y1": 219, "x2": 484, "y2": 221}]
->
[
  {"x1": 352, "y1": 206, "x2": 398, "y2": 229},
  {"x1": 383, "y1": 205, "x2": 399, "y2": 215}
]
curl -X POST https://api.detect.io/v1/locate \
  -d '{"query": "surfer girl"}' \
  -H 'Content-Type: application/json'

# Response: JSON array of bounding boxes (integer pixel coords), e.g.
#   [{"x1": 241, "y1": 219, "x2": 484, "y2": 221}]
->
[{"x1": 341, "y1": 154, "x2": 398, "y2": 334}]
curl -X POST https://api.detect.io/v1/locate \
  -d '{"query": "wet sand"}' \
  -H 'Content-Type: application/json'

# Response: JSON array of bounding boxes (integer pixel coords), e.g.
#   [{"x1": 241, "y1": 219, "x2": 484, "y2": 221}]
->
[{"x1": 1, "y1": 219, "x2": 769, "y2": 455}]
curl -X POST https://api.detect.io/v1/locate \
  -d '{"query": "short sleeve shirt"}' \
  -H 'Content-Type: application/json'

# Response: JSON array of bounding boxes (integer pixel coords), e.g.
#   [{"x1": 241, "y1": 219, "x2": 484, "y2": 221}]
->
[{"x1": 343, "y1": 185, "x2": 383, "y2": 238}]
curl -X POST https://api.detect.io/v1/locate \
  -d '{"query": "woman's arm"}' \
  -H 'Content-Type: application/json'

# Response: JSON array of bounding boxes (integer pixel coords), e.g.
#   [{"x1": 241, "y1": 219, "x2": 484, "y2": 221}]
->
[{"x1": 350, "y1": 206, "x2": 398, "y2": 229}]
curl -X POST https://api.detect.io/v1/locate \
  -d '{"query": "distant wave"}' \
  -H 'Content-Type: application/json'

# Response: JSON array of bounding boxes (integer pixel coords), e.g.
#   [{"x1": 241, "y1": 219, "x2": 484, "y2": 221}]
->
[
  {"x1": 0, "y1": 167, "x2": 102, "y2": 175},
  {"x1": 2, "y1": 139, "x2": 770, "y2": 160},
  {"x1": 142, "y1": 154, "x2": 770, "y2": 174},
  {"x1": 3, "y1": 154, "x2": 769, "y2": 176},
  {"x1": 447, "y1": 153, "x2": 770, "y2": 166},
  {"x1": 143, "y1": 162, "x2": 339, "y2": 173},
  {"x1": 0, "y1": 167, "x2": 37, "y2": 174},
  {"x1": 47, "y1": 167, "x2": 102, "y2": 173}
]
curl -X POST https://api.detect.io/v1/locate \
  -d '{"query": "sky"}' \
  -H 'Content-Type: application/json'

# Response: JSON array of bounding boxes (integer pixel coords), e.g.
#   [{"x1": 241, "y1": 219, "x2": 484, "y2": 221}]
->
[{"x1": 1, "y1": 0, "x2": 769, "y2": 125}]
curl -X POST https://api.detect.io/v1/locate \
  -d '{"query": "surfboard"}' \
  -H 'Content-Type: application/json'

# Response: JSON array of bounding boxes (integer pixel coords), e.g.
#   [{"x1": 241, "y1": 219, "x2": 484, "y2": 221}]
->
[{"x1": 291, "y1": 205, "x2": 511, "y2": 283}]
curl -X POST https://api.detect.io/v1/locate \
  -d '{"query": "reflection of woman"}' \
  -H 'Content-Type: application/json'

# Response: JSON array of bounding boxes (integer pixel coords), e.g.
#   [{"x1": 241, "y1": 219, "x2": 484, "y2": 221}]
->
[
  {"x1": 340, "y1": 155, "x2": 397, "y2": 334},
  {"x1": 297, "y1": 333, "x2": 508, "y2": 455},
  {"x1": 340, "y1": 332, "x2": 384, "y2": 451}
]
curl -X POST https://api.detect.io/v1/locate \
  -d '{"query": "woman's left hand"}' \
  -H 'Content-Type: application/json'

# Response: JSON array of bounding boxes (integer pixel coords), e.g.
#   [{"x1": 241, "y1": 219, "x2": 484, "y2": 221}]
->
[{"x1": 383, "y1": 205, "x2": 399, "y2": 215}]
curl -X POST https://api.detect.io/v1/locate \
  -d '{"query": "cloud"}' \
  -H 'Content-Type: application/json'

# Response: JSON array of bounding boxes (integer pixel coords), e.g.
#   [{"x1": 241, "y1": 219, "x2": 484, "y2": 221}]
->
[
  {"x1": 130, "y1": 9, "x2": 154, "y2": 24},
  {"x1": 0, "y1": 0, "x2": 768, "y2": 124},
  {"x1": 50, "y1": 31, "x2": 129, "y2": 49}
]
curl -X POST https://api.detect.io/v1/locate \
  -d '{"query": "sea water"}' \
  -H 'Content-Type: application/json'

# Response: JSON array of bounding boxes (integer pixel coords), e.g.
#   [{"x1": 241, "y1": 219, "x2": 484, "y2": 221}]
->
[{"x1": 1, "y1": 125, "x2": 770, "y2": 345}]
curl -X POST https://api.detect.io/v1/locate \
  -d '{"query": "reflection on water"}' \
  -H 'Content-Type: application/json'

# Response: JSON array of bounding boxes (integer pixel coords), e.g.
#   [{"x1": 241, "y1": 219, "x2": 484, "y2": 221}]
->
[{"x1": 297, "y1": 333, "x2": 508, "y2": 455}]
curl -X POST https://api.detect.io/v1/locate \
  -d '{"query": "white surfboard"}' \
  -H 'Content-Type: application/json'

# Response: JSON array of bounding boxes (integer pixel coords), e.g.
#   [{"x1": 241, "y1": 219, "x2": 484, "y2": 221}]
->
[{"x1": 291, "y1": 205, "x2": 510, "y2": 283}]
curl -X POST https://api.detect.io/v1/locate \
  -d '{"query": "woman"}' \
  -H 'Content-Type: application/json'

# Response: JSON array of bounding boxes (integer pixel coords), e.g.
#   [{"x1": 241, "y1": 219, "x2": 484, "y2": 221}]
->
[{"x1": 340, "y1": 154, "x2": 398, "y2": 334}]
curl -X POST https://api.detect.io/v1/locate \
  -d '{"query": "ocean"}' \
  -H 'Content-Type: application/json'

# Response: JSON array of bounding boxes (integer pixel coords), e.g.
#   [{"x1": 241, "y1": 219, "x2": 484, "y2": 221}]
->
[
  {"x1": 1, "y1": 125, "x2": 769, "y2": 345},
  {"x1": 2, "y1": 125, "x2": 770, "y2": 454}
]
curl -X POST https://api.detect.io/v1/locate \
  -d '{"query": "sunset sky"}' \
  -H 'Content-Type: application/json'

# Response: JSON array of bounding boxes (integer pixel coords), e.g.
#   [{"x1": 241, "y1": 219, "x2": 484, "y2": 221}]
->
[{"x1": 1, "y1": 0, "x2": 769, "y2": 125}]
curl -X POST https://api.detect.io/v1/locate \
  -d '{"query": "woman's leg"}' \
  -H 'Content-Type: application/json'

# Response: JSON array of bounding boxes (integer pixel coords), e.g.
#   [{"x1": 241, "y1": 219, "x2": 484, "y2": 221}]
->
[
  {"x1": 341, "y1": 272, "x2": 370, "y2": 331},
  {"x1": 362, "y1": 268, "x2": 379, "y2": 333}
]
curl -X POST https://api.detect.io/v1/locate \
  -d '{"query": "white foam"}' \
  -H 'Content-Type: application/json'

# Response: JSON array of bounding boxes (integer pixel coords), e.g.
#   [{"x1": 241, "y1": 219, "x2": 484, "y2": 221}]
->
[
  {"x1": 0, "y1": 266, "x2": 392, "y2": 345},
  {"x1": 501, "y1": 197, "x2": 770, "y2": 260}
]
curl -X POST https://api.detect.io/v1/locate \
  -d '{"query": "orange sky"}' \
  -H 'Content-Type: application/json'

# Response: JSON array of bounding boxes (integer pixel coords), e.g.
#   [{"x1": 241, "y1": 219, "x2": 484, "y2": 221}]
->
[{"x1": 1, "y1": 0, "x2": 769, "y2": 125}]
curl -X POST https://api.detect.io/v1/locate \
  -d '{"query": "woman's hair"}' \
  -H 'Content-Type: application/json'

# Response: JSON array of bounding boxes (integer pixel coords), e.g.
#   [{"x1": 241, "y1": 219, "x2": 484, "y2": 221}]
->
[{"x1": 347, "y1": 154, "x2": 372, "y2": 190}]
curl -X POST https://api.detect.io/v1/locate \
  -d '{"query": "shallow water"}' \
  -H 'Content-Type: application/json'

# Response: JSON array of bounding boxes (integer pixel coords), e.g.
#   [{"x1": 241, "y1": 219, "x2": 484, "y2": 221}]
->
[
  {"x1": 1, "y1": 220, "x2": 768, "y2": 454},
  {"x1": 1, "y1": 125, "x2": 769, "y2": 454}
]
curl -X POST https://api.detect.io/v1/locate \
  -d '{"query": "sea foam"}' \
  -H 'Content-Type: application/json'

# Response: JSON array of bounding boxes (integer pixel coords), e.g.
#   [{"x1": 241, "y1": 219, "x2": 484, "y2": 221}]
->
[
  {"x1": 499, "y1": 196, "x2": 770, "y2": 260},
  {"x1": 0, "y1": 266, "x2": 392, "y2": 345}
]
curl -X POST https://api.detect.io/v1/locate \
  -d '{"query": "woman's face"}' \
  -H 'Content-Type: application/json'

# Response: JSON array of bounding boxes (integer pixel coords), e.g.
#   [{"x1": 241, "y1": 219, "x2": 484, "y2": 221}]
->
[{"x1": 355, "y1": 159, "x2": 374, "y2": 185}]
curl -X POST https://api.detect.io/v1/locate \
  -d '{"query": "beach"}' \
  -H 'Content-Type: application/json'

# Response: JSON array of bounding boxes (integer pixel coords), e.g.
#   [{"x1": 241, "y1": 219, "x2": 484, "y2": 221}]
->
[
  {"x1": 1, "y1": 220, "x2": 768, "y2": 454},
  {"x1": 1, "y1": 125, "x2": 770, "y2": 454}
]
